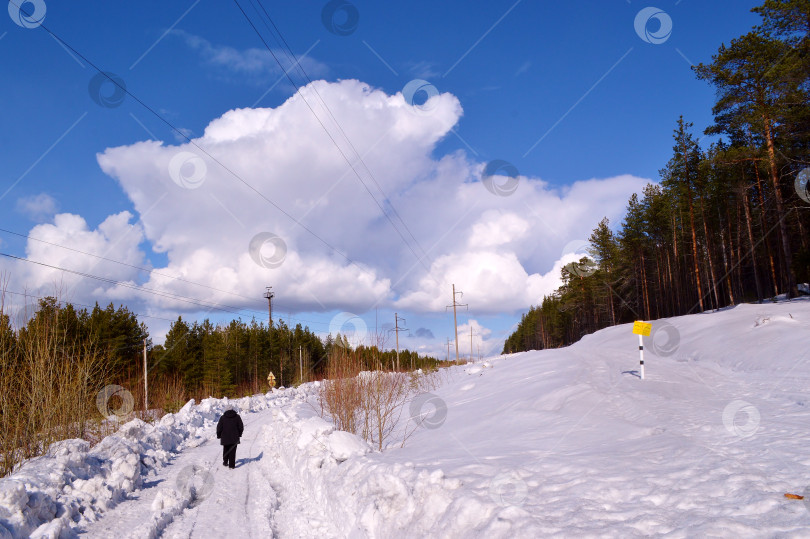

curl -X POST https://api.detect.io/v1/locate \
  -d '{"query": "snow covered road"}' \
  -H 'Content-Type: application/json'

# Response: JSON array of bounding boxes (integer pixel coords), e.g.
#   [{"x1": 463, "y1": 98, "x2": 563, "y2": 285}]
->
[{"x1": 83, "y1": 409, "x2": 278, "y2": 538}]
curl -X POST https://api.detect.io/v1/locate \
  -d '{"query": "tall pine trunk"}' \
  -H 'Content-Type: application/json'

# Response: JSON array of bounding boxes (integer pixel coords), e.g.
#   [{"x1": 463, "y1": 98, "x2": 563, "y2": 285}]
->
[
  {"x1": 688, "y1": 195, "x2": 704, "y2": 311},
  {"x1": 762, "y1": 111, "x2": 798, "y2": 297},
  {"x1": 699, "y1": 195, "x2": 720, "y2": 309},
  {"x1": 753, "y1": 162, "x2": 779, "y2": 296},
  {"x1": 742, "y1": 184, "x2": 764, "y2": 301}
]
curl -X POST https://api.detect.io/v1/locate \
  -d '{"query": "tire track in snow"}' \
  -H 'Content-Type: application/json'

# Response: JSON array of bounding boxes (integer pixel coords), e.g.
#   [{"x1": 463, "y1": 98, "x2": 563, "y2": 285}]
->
[
  {"x1": 241, "y1": 424, "x2": 261, "y2": 539},
  {"x1": 180, "y1": 412, "x2": 269, "y2": 538},
  {"x1": 185, "y1": 450, "x2": 224, "y2": 539},
  {"x1": 156, "y1": 402, "x2": 287, "y2": 538}
]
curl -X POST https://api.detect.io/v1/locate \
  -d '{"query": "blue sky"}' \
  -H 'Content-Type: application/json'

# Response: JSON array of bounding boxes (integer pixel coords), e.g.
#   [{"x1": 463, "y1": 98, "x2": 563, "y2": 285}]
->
[{"x1": 0, "y1": 0, "x2": 763, "y2": 356}]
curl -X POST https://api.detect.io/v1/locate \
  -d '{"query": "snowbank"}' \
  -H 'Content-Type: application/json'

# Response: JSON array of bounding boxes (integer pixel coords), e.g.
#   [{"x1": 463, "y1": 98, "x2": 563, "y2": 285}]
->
[
  {"x1": 0, "y1": 391, "x2": 293, "y2": 538},
  {"x1": 257, "y1": 406, "x2": 544, "y2": 537}
]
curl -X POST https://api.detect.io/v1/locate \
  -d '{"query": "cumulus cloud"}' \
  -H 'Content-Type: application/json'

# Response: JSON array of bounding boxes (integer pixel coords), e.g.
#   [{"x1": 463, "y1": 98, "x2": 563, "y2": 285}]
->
[
  {"x1": 4, "y1": 212, "x2": 146, "y2": 305},
  {"x1": 3, "y1": 79, "x2": 650, "y2": 342}
]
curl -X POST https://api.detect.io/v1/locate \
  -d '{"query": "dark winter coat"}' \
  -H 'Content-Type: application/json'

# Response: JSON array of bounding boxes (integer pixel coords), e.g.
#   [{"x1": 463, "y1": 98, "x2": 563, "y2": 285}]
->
[{"x1": 217, "y1": 409, "x2": 244, "y2": 445}]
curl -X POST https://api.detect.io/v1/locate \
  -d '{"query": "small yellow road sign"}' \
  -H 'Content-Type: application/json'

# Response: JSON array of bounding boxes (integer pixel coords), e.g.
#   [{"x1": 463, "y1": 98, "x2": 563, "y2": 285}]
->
[{"x1": 633, "y1": 321, "x2": 652, "y2": 336}]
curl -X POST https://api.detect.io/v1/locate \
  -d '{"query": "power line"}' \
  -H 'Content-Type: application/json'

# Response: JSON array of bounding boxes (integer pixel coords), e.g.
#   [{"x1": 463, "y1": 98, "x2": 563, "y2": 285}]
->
[
  {"x1": 2, "y1": 289, "x2": 177, "y2": 325},
  {"x1": 4, "y1": 1, "x2": 391, "y2": 332},
  {"x1": 235, "y1": 0, "x2": 419, "y2": 261},
  {"x1": 0, "y1": 228, "x2": 331, "y2": 328},
  {"x1": 249, "y1": 0, "x2": 431, "y2": 265},
  {"x1": 1, "y1": 251, "x2": 266, "y2": 318},
  {"x1": 0, "y1": 227, "x2": 260, "y2": 304},
  {"x1": 233, "y1": 0, "x2": 432, "y2": 270},
  {"x1": 7, "y1": 0, "x2": 367, "y2": 276},
  {"x1": 3, "y1": 252, "x2": 335, "y2": 329}
]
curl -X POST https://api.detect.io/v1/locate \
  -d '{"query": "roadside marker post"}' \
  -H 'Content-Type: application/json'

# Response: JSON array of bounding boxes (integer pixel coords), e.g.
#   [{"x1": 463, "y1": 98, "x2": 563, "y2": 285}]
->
[{"x1": 632, "y1": 321, "x2": 652, "y2": 379}]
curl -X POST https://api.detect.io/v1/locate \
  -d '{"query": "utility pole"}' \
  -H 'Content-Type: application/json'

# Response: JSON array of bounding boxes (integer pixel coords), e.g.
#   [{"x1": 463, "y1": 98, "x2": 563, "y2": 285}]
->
[
  {"x1": 263, "y1": 286, "x2": 274, "y2": 328},
  {"x1": 394, "y1": 313, "x2": 408, "y2": 371},
  {"x1": 143, "y1": 339, "x2": 148, "y2": 413},
  {"x1": 395, "y1": 313, "x2": 400, "y2": 371},
  {"x1": 299, "y1": 345, "x2": 302, "y2": 384},
  {"x1": 446, "y1": 338, "x2": 450, "y2": 362},
  {"x1": 263, "y1": 286, "x2": 276, "y2": 388},
  {"x1": 468, "y1": 328, "x2": 480, "y2": 362},
  {"x1": 446, "y1": 284, "x2": 467, "y2": 363}
]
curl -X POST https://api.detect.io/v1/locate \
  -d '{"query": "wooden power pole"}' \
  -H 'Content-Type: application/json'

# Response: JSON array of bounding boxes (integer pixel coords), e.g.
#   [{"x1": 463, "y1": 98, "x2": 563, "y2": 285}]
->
[
  {"x1": 263, "y1": 286, "x2": 274, "y2": 327},
  {"x1": 143, "y1": 339, "x2": 148, "y2": 412},
  {"x1": 394, "y1": 313, "x2": 408, "y2": 370},
  {"x1": 446, "y1": 284, "x2": 468, "y2": 363},
  {"x1": 264, "y1": 286, "x2": 275, "y2": 387}
]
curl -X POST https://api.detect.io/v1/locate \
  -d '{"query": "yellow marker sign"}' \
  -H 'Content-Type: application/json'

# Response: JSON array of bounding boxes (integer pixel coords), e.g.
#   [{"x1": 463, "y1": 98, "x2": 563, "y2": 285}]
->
[{"x1": 632, "y1": 321, "x2": 652, "y2": 336}]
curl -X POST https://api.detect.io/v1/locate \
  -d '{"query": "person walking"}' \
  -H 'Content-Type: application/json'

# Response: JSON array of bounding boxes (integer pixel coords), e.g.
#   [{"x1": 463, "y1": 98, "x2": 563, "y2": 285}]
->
[{"x1": 216, "y1": 405, "x2": 244, "y2": 469}]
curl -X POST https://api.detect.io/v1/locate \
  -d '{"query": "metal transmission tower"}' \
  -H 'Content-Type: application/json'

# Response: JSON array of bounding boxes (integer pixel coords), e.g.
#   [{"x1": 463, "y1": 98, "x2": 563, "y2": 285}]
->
[
  {"x1": 446, "y1": 284, "x2": 467, "y2": 363},
  {"x1": 263, "y1": 286, "x2": 275, "y2": 328}
]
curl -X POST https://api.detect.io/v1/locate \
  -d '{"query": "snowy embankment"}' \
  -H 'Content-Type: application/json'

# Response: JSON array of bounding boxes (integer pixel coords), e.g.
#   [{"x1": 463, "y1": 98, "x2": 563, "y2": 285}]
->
[
  {"x1": 3, "y1": 298, "x2": 810, "y2": 537},
  {"x1": 255, "y1": 299, "x2": 810, "y2": 537}
]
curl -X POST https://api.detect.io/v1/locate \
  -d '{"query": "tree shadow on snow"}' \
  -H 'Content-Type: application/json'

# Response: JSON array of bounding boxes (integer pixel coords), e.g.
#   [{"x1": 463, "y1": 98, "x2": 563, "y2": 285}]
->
[{"x1": 622, "y1": 370, "x2": 641, "y2": 379}]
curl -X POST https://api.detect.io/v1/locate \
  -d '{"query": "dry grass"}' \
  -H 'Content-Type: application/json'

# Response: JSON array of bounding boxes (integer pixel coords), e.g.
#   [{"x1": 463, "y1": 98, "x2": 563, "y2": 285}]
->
[
  {"x1": 0, "y1": 290, "x2": 105, "y2": 476},
  {"x1": 318, "y1": 348, "x2": 363, "y2": 434},
  {"x1": 318, "y1": 345, "x2": 444, "y2": 451}
]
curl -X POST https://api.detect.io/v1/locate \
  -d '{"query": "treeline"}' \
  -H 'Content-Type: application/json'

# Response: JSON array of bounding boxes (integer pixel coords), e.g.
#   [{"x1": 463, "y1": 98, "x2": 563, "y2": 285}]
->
[
  {"x1": 150, "y1": 316, "x2": 442, "y2": 399},
  {"x1": 504, "y1": 0, "x2": 810, "y2": 353},
  {"x1": 151, "y1": 317, "x2": 325, "y2": 399},
  {"x1": 0, "y1": 297, "x2": 147, "y2": 380},
  {"x1": 1, "y1": 296, "x2": 439, "y2": 400}
]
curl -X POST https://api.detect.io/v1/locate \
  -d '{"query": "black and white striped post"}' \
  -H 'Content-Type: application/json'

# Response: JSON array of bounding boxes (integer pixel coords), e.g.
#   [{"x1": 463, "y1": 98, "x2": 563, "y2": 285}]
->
[
  {"x1": 638, "y1": 333, "x2": 645, "y2": 380},
  {"x1": 632, "y1": 321, "x2": 652, "y2": 380}
]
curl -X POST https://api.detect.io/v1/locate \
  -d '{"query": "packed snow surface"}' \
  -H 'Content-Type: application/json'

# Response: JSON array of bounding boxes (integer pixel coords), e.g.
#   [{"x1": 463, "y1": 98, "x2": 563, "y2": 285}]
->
[{"x1": 2, "y1": 299, "x2": 810, "y2": 537}]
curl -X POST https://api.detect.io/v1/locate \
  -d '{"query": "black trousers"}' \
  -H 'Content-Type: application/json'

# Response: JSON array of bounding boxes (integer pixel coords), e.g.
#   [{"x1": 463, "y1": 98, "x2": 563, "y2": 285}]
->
[{"x1": 222, "y1": 444, "x2": 237, "y2": 468}]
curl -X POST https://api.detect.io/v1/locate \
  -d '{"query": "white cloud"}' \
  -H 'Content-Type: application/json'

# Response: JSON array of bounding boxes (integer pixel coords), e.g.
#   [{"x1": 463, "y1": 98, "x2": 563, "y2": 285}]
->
[
  {"x1": 15, "y1": 193, "x2": 58, "y2": 222},
  {"x1": 455, "y1": 319, "x2": 493, "y2": 360},
  {"x1": 469, "y1": 212, "x2": 530, "y2": 248},
  {"x1": 173, "y1": 30, "x2": 328, "y2": 83},
  {"x1": 4, "y1": 211, "x2": 146, "y2": 304},
  {"x1": 2, "y1": 80, "x2": 650, "y2": 341},
  {"x1": 395, "y1": 251, "x2": 575, "y2": 314}
]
